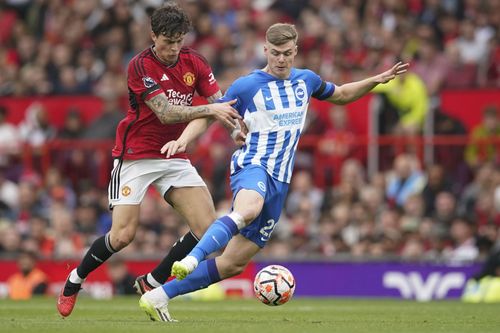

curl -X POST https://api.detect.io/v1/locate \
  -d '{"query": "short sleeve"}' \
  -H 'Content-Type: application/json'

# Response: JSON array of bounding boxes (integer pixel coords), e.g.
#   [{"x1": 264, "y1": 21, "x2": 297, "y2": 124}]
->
[
  {"x1": 193, "y1": 53, "x2": 220, "y2": 98},
  {"x1": 307, "y1": 70, "x2": 335, "y2": 100},
  {"x1": 218, "y1": 80, "x2": 245, "y2": 115},
  {"x1": 127, "y1": 58, "x2": 163, "y2": 101}
]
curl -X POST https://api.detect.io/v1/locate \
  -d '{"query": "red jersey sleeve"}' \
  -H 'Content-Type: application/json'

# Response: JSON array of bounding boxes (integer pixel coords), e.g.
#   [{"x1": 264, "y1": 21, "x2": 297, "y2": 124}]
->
[
  {"x1": 191, "y1": 51, "x2": 220, "y2": 98},
  {"x1": 127, "y1": 57, "x2": 164, "y2": 102}
]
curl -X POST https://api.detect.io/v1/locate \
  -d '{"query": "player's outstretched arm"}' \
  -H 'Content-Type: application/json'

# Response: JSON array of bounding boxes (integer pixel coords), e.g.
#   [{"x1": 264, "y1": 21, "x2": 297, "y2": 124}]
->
[
  {"x1": 326, "y1": 62, "x2": 409, "y2": 105},
  {"x1": 146, "y1": 92, "x2": 240, "y2": 128},
  {"x1": 159, "y1": 118, "x2": 204, "y2": 157},
  {"x1": 160, "y1": 118, "x2": 211, "y2": 158}
]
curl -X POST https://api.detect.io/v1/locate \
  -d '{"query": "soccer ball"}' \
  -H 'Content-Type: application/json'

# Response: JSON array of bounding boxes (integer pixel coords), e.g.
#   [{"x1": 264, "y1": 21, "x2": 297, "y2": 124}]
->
[{"x1": 254, "y1": 265, "x2": 296, "y2": 306}]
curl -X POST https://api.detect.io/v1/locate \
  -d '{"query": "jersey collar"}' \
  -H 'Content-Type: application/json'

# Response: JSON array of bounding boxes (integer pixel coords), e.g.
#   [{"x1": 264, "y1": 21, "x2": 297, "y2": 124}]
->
[
  {"x1": 256, "y1": 68, "x2": 295, "y2": 80},
  {"x1": 150, "y1": 45, "x2": 179, "y2": 68}
]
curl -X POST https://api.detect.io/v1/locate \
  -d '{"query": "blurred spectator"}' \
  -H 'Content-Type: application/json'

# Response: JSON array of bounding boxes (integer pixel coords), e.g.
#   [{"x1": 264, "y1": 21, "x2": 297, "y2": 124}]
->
[
  {"x1": 17, "y1": 102, "x2": 56, "y2": 147},
  {"x1": 401, "y1": 236, "x2": 426, "y2": 261},
  {"x1": 50, "y1": 207, "x2": 83, "y2": 258},
  {"x1": 286, "y1": 170, "x2": 323, "y2": 222},
  {"x1": 481, "y1": 32, "x2": 500, "y2": 87},
  {"x1": 0, "y1": 165, "x2": 19, "y2": 218},
  {"x1": 464, "y1": 105, "x2": 500, "y2": 169},
  {"x1": 432, "y1": 191, "x2": 459, "y2": 237},
  {"x1": 359, "y1": 185, "x2": 387, "y2": 221},
  {"x1": 413, "y1": 38, "x2": 448, "y2": 97},
  {"x1": 442, "y1": 217, "x2": 479, "y2": 263},
  {"x1": 15, "y1": 173, "x2": 46, "y2": 233},
  {"x1": 0, "y1": 224, "x2": 22, "y2": 254},
  {"x1": 386, "y1": 154, "x2": 426, "y2": 209},
  {"x1": 443, "y1": 42, "x2": 478, "y2": 89},
  {"x1": 400, "y1": 193, "x2": 425, "y2": 233},
  {"x1": 472, "y1": 174, "x2": 500, "y2": 227},
  {"x1": 74, "y1": 200, "x2": 99, "y2": 242},
  {"x1": 422, "y1": 164, "x2": 452, "y2": 216},
  {"x1": 42, "y1": 167, "x2": 77, "y2": 210},
  {"x1": 54, "y1": 66, "x2": 92, "y2": 95},
  {"x1": 376, "y1": 208, "x2": 403, "y2": 250},
  {"x1": 453, "y1": 19, "x2": 489, "y2": 65},
  {"x1": 75, "y1": 48, "x2": 106, "y2": 87},
  {"x1": 106, "y1": 257, "x2": 137, "y2": 295},
  {"x1": 287, "y1": 208, "x2": 318, "y2": 257},
  {"x1": 25, "y1": 215, "x2": 54, "y2": 258},
  {"x1": 322, "y1": 158, "x2": 365, "y2": 212},
  {"x1": 372, "y1": 72, "x2": 429, "y2": 136},
  {"x1": 432, "y1": 107, "x2": 469, "y2": 193},
  {"x1": 262, "y1": 238, "x2": 294, "y2": 259},
  {"x1": 0, "y1": 105, "x2": 21, "y2": 167},
  {"x1": 83, "y1": 95, "x2": 123, "y2": 139},
  {"x1": 57, "y1": 107, "x2": 86, "y2": 139},
  {"x1": 315, "y1": 105, "x2": 359, "y2": 186},
  {"x1": 7, "y1": 250, "x2": 47, "y2": 300}
]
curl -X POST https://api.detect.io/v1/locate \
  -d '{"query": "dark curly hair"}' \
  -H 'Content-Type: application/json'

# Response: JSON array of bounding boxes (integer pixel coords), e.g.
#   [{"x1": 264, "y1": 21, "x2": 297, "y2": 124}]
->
[{"x1": 151, "y1": 3, "x2": 191, "y2": 37}]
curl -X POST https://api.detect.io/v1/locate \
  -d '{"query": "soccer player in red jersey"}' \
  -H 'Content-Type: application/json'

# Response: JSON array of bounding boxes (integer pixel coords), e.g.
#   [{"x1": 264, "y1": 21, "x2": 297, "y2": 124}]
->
[{"x1": 57, "y1": 3, "x2": 240, "y2": 317}]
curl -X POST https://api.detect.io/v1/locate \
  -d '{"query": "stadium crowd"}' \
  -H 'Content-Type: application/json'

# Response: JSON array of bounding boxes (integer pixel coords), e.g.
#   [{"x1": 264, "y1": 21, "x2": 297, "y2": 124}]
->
[{"x1": 0, "y1": 0, "x2": 499, "y2": 263}]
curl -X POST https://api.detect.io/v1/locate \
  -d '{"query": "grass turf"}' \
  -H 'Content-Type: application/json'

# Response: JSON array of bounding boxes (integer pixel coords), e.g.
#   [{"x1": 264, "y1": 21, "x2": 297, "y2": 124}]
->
[{"x1": 0, "y1": 296, "x2": 499, "y2": 333}]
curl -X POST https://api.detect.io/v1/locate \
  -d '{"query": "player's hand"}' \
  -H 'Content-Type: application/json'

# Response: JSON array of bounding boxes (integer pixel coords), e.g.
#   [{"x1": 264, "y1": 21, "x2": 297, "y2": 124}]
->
[
  {"x1": 375, "y1": 62, "x2": 410, "y2": 83},
  {"x1": 209, "y1": 99, "x2": 240, "y2": 129},
  {"x1": 161, "y1": 139, "x2": 187, "y2": 158},
  {"x1": 231, "y1": 118, "x2": 248, "y2": 147}
]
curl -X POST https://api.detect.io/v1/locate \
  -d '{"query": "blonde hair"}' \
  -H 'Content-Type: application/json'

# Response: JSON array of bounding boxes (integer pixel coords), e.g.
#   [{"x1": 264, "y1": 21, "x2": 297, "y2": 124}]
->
[{"x1": 266, "y1": 23, "x2": 298, "y2": 45}]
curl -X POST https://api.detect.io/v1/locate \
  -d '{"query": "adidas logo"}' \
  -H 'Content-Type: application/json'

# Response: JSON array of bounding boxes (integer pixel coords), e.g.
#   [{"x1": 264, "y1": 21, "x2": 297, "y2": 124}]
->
[{"x1": 161, "y1": 74, "x2": 169, "y2": 81}]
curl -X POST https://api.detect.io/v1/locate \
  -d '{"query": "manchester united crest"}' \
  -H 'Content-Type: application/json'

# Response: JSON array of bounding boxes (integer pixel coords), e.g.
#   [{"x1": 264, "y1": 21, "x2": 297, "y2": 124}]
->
[
  {"x1": 121, "y1": 186, "x2": 131, "y2": 197},
  {"x1": 183, "y1": 72, "x2": 195, "y2": 86}
]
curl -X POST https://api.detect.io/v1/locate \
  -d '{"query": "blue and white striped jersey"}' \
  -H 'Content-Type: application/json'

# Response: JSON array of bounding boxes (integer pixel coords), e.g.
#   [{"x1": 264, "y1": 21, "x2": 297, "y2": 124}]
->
[{"x1": 220, "y1": 68, "x2": 335, "y2": 183}]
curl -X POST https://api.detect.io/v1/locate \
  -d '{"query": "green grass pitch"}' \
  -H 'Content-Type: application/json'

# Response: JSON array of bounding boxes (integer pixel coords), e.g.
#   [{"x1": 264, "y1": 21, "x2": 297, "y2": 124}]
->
[{"x1": 1, "y1": 296, "x2": 499, "y2": 333}]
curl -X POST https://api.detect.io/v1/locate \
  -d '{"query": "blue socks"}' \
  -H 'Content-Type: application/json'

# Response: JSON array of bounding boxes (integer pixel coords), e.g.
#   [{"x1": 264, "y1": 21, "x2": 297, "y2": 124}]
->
[
  {"x1": 162, "y1": 258, "x2": 221, "y2": 298},
  {"x1": 188, "y1": 216, "x2": 239, "y2": 263}
]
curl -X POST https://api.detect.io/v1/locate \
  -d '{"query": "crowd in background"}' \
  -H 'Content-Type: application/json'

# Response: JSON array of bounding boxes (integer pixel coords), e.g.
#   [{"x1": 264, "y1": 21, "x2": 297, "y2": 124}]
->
[
  {"x1": 1, "y1": 0, "x2": 499, "y2": 98},
  {"x1": 0, "y1": 0, "x2": 499, "y2": 264}
]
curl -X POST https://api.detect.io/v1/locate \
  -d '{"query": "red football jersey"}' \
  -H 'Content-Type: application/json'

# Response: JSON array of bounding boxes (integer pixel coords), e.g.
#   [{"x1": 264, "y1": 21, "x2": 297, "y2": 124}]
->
[{"x1": 112, "y1": 46, "x2": 220, "y2": 160}]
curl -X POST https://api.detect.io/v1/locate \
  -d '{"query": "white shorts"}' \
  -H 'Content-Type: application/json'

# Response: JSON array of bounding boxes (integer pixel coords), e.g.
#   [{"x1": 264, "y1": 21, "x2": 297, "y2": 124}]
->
[{"x1": 108, "y1": 158, "x2": 206, "y2": 207}]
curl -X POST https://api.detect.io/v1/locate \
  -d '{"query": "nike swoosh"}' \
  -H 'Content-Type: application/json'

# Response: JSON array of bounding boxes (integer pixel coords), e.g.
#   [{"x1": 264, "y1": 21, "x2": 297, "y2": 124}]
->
[
  {"x1": 212, "y1": 235, "x2": 221, "y2": 246},
  {"x1": 265, "y1": 96, "x2": 273, "y2": 101},
  {"x1": 91, "y1": 254, "x2": 103, "y2": 263}
]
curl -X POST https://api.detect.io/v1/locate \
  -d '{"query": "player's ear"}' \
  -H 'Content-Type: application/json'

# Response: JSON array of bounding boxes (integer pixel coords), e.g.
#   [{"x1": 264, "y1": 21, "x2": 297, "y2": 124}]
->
[{"x1": 150, "y1": 31, "x2": 157, "y2": 42}]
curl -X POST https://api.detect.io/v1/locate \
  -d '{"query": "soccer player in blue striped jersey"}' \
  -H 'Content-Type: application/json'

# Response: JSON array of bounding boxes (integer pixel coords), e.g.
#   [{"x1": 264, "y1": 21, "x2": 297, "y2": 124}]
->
[{"x1": 139, "y1": 23, "x2": 409, "y2": 321}]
